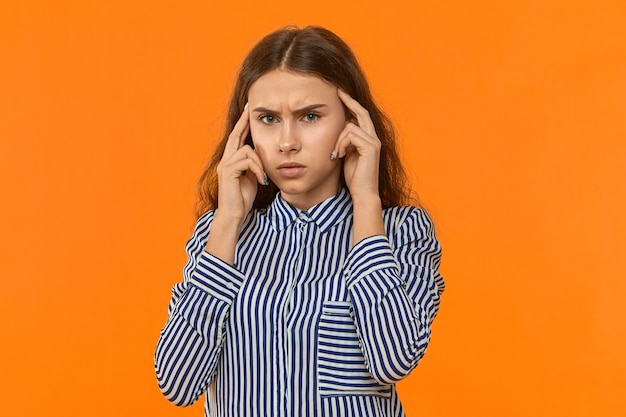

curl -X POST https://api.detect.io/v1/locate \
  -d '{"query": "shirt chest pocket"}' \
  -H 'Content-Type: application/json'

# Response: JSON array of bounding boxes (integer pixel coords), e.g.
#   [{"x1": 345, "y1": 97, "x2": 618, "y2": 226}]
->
[{"x1": 317, "y1": 301, "x2": 392, "y2": 398}]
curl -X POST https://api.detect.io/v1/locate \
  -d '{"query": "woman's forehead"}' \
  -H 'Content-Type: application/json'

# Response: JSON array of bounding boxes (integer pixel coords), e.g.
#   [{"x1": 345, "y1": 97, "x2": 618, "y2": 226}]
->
[{"x1": 248, "y1": 70, "x2": 338, "y2": 106}]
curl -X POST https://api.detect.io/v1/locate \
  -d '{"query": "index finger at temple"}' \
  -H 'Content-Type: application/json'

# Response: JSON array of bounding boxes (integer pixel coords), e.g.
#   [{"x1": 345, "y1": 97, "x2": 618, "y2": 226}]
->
[
  {"x1": 223, "y1": 106, "x2": 250, "y2": 158},
  {"x1": 337, "y1": 90, "x2": 376, "y2": 136}
]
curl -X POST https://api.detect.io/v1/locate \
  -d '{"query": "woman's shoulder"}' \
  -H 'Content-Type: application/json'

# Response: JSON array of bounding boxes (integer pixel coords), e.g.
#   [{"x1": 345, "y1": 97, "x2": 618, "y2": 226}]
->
[
  {"x1": 382, "y1": 205, "x2": 437, "y2": 238},
  {"x1": 192, "y1": 208, "x2": 268, "y2": 236},
  {"x1": 383, "y1": 205, "x2": 433, "y2": 224},
  {"x1": 192, "y1": 209, "x2": 216, "y2": 233}
]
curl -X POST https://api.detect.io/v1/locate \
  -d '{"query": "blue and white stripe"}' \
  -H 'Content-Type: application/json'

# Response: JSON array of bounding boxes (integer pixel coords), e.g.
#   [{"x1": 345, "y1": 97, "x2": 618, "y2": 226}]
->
[{"x1": 155, "y1": 188, "x2": 444, "y2": 416}]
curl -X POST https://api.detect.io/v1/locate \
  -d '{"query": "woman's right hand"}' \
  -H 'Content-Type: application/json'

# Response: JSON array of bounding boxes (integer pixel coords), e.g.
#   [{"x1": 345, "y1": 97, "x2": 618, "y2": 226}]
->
[{"x1": 215, "y1": 105, "x2": 266, "y2": 226}]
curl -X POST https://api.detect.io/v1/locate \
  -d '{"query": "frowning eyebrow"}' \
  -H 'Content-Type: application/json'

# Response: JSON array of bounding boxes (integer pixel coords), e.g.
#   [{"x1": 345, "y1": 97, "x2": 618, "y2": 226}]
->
[{"x1": 251, "y1": 104, "x2": 328, "y2": 114}]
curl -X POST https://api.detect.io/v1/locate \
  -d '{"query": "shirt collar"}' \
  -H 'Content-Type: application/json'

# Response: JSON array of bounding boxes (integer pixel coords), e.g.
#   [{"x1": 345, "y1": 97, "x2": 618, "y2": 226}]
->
[{"x1": 267, "y1": 188, "x2": 353, "y2": 233}]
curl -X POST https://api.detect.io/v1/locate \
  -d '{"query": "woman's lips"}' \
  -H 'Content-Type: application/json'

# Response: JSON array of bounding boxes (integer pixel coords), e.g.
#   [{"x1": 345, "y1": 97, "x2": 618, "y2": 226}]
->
[{"x1": 277, "y1": 163, "x2": 306, "y2": 178}]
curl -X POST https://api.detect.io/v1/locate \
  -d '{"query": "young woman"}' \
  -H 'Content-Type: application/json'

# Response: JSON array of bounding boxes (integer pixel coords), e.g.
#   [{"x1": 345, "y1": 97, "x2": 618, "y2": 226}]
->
[{"x1": 155, "y1": 26, "x2": 445, "y2": 417}]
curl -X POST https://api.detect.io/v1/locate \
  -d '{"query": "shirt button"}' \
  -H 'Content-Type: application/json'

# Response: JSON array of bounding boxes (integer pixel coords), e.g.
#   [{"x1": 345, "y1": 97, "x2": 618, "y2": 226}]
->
[{"x1": 226, "y1": 282, "x2": 235, "y2": 290}]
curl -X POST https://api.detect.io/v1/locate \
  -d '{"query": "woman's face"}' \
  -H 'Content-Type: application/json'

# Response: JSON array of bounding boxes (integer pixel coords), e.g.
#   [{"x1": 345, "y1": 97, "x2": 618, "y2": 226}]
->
[{"x1": 247, "y1": 69, "x2": 346, "y2": 210}]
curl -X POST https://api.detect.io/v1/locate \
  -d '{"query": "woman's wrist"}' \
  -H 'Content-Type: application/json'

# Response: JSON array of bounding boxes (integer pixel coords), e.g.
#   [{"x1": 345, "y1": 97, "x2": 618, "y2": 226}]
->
[
  {"x1": 204, "y1": 212, "x2": 243, "y2": 265},
  {"x1": 350, "y1": 190, "x2": 381, "y2": 207},
  {"x1": 351, "y1": 193, "x2": 385, "y2": 245}
]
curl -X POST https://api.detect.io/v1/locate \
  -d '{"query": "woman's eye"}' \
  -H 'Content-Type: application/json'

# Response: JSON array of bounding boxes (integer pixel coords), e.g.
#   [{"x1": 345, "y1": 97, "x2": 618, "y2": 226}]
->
[
  {"x1": 259, "y1": 114, "x2": 276, "y2": 124},
  {"x1": 304, "y1": 113, "x2": 319, "y2": 123}
]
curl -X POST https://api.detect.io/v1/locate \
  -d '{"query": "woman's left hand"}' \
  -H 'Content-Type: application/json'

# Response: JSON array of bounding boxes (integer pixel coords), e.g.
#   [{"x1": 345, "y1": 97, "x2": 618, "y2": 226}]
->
[{"x1": 334, "y1": 90, "x2": 381, "y2": 202}]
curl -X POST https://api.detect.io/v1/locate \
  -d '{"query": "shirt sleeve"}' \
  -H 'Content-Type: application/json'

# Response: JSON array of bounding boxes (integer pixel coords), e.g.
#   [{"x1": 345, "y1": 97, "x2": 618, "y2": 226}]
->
[
  {"x1": 345, "y1": 207, "x2": 444, "y2": 384},
  {"x1": 154, "y1": 211, "x2": 244, "y2": 407}
]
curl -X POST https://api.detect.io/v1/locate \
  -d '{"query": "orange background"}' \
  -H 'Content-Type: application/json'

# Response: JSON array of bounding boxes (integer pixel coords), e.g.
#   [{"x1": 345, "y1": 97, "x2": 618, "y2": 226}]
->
[{"x1": 1, "y1": 1, "x2": 625, "y2": 416}]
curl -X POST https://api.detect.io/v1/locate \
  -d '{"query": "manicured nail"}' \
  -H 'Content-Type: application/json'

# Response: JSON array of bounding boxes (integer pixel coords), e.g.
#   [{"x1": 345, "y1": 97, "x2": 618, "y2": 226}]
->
[{"x1": 244, "y1": 102, "x2": 248, "y2": 110}]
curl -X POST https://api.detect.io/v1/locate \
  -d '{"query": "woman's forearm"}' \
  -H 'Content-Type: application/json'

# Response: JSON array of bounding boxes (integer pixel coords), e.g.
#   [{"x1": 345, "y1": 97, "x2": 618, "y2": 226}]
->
[
  {"x1": 204, "y1": 212, "x2": 242, "y2": 265},
  {"x1": 351, "y1": 194, "x2": 385, "y2": 245}
]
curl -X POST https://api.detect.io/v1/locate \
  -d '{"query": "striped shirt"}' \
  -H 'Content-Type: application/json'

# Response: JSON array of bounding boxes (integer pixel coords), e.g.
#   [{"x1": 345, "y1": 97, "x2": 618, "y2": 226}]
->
[{"x1": 155, "y1": 189, "x2": 444, "y2": 416}]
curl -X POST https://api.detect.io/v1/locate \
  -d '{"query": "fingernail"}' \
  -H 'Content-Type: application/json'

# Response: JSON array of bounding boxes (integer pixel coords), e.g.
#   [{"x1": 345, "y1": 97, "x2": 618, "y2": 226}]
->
[
  {"x1": 263, "y1": 172, "x2": 268, "y2": 186},
  {"x1": 244, "y1": 102, "x2": 248, "y2": 110}
]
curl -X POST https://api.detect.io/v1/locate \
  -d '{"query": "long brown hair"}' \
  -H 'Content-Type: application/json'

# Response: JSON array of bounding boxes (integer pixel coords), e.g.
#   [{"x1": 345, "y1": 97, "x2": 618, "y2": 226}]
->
[{"x1": 195, "y1": 26, "x2": 418, "y2": 218}]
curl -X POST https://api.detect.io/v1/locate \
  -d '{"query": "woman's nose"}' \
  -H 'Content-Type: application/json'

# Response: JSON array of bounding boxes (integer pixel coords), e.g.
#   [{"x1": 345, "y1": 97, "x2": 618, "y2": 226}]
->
[{"x1": 278, "y1": 123, "x2": 300, "y2": 153}]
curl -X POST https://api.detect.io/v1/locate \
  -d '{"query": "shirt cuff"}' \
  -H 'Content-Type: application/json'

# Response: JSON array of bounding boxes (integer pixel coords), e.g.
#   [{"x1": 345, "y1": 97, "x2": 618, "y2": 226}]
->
[
  {"x1": 189, "y1": 251, "x2": 245, "y2": 303},
  {"x1": 344, "y1": 235, "x2": 403, "y2": 290}
]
